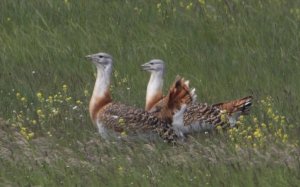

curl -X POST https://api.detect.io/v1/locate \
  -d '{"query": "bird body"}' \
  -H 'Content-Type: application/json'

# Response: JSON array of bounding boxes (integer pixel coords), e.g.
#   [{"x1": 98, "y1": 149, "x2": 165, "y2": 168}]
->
[{"x1": 141, "y1": 59, "x2": 253, "y2": 137}]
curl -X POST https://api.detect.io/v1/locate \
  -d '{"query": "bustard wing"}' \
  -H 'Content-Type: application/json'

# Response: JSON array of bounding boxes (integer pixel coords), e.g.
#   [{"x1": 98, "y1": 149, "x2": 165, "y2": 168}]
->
[
  {"x1": 149, "y1": 76, "x2": 196, "y2": 114},
  {"x1": 98, "y1": 103, "x2": 177, "y2": 142}
]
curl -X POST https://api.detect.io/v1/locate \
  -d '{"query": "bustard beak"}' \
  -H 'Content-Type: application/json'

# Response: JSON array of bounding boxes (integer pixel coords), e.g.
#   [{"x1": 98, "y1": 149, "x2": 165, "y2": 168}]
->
[
  {"x1": 85, "y1": 54, "x2": 93, "y2": 60},
  {"x1": 141, "y1": 62, "x2": 151, "y2": 71}
]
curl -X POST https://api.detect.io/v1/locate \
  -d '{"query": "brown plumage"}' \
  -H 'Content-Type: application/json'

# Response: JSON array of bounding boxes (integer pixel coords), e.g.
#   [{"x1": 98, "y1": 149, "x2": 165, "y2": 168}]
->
[
  {"x1": 89, "y1": 90, "x2": 112, "y2": 123},
  {"x1": 145, "y1": 91, "x2": 163, "y2": 111}
]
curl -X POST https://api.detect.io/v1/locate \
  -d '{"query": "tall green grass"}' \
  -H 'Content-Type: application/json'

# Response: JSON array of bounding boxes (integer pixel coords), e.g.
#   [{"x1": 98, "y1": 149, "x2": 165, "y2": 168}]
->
[{"x1": 0, "y1": 0, "x2": 300, "y2": 186}]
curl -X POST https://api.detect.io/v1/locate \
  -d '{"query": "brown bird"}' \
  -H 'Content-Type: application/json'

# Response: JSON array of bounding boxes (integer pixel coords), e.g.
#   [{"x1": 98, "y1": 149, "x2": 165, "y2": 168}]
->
[
  {"x1": 86, "y1": 52, "x2": 195, "y2": 142},
  {"x1": 141, "y1": 59, "x2": 253, "y2": 137}
]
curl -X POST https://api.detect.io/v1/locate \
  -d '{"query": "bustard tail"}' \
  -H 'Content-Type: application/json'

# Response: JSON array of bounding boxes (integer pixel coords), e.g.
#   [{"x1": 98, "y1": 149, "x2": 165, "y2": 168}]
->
[
  {"x1": 213, "y1": 96, "x2": 253, "y2": 126},
  {"x1": 213, "y1": 96, "x2": 253, "y2": 115}
]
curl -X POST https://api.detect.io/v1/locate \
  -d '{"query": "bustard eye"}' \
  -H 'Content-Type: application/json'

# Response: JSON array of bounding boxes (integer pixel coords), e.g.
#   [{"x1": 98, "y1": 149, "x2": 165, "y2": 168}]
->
[
  {"x1": 99, "y1": 55, "x2": 103, "y2": 58},
  {"x1": 150, "y1": 62, "x2": 154, "y2": 65}
]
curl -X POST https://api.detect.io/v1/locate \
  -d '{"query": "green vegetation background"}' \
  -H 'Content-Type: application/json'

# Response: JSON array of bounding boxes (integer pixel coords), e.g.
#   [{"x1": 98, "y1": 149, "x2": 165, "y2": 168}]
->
[{"x1": 0, "y1": 0, "x2": 299, "y2": 186}]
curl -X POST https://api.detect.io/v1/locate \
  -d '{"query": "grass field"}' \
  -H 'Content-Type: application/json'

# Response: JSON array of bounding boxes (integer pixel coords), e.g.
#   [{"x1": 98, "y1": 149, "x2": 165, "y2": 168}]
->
[{"x1": 0, "y1": 0, "x2": 300, "y2": 186}]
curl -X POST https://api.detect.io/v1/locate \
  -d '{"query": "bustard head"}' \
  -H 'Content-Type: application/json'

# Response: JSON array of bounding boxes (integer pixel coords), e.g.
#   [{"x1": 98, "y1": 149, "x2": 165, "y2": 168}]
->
[
  {"x1": 141, "y1": 59, "x2": 165, "y2": 73},
  {"x1": 86, "y1": 52, "x2": 113, "y2": 70}
]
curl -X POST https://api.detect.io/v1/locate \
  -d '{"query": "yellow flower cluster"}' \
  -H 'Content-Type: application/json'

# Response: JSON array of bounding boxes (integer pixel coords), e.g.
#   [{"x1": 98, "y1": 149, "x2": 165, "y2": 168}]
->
[
  {"x1": 110, "y1": 70, "x2": 130, "y2": 91},
  {"x1": 226, "y1": 96, "x2": 293, "y2": 149},
  {"x1": 20, "y1": 126, "x2": 34, "y2": 140},
  {"x1": 152, "y1": 0, "x2": 207, "y2": 15},
  {"x1": 11, "y1": 84, "x2": 89, "y2": 140},
  {"x1": 16, "y1": 92, "x2": 27, "y2": 103}
]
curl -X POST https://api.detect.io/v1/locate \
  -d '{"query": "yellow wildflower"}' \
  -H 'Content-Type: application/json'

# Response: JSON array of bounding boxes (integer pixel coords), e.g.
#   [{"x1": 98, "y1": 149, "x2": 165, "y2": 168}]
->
[
  {"x1": 276, "y1": 129, "x2": 283, "y2": 137},
  {"x1": 121, "y1": 131, "x2": 127, "y2": 137},
  {"x1": 118, "y1": 118, "x2": 125, "y2": 125},
  {"x1": 199, "y1": 0, "x2": 205, "y2": 5},
  {"x1": 31, "y1": 120, "x2": 37, "y2": 125},
  {"x1": 220, "y1": 112, "x2": 227, "y2": 122},
  {"x1": 186, "y1": 2, "x2": 193, "y2": 10},
  {"x1": 28, "y1": 132, "x2": 34, "y2": 139},
  {"x1": 48, "y1": 96, "x2": 53, "y2": 103},
  {"x1": 76, "y1": 100, "x2": 82, "y2": 105},
  {"x1": 20, "y1": 97, "x2": 27, "y2": 102},
  {"x1": 235, "y1": 144, "x2": 240, "y2": 149},
  {"x1": 157, "y1": 3, "x2": 161, "y2": 9},
  {"x1": 36, "y1": 109, "x2": 42, "y2": 115},
  {"x1": 282, "y1": 134, "x2": 288, "y2": 143},
  {"x1": 36, "y1": 109, "x2": 45, "y2": 118},
  {"x1": 252, "y1": 117, "x2": 258, "y2": 124},
  {"x1": 239, "y1": 115, "x2": 244, "y2": 122},
  {"x1": 47, "y1": 131, "x2": 52, "y2": 137},
  {"x1": 65, "y1": 97, "x2": 72, "y2": 102},
  {"x1": 261, "y1": 123, "x2": 267, "y2": 129},
  {"x1": 253, "y1": 128, "x2": 262, "y2": 138},
  {"x1": 52, "y1": 108, "x2": 59, "y2": 116},
  {"x1": 241, "y1": 130, "x2": 247, "y2": 135},
  {"x1": 84, "y1": 90, "x2": 89, "y2": 97},
  {"x1": 62, "y1": 84, "x2": 68, "y2": 93},
  {"x1": 232, "y1": 127, "x2": 238, "y2": 133},
  {"x1": 37, "y1": 92, "x2": 42, "y2": 98},
  {"x1": 267, "y1": 108, "x2": 273, "y2": 116},
  {"x1": 37, "y1": 92, "x2": 44, "y2": 102}
]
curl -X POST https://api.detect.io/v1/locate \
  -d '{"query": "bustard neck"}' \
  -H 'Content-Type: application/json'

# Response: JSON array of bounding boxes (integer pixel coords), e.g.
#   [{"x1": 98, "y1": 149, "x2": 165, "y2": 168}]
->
[
  {"x1": 145, "y1": 71, "x2": 164, "y2": 111},
  {"x1": 89, "y1": 66, "x2": 113, "y2": 122}
]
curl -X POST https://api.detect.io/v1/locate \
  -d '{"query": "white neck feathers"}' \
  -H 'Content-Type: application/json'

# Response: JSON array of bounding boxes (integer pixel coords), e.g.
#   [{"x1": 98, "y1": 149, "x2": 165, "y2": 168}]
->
[
  {"x1": 92, "y1": 66, "x2": 111, "y2": 98},
  {"x1": 145, "y1": 71, "x2": 164, "y2": 111}
]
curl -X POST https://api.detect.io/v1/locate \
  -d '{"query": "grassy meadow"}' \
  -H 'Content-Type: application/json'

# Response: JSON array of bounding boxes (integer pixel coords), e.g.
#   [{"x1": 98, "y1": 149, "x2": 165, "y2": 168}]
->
[{"x1": 0, "y1": 0, "x2": 300, "y2": 186}]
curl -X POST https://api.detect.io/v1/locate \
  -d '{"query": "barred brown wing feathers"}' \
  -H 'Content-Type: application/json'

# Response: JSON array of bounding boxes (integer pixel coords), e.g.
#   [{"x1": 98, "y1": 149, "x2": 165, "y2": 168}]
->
[
  {"x1": 213, "y1": 96, "x2": 253, "y2": 115},
  {"x1": 183, "y1": 103, "x2": 225, "y2": 128},
  {"x1": 98, "y1": 102, "x2": 178, "y2": 142},
  {"x1": 99, "y1": 103, "x2": 153, "y2": 132}
]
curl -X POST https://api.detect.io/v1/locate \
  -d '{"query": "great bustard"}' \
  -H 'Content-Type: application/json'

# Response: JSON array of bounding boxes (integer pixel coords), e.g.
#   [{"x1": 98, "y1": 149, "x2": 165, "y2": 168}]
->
[
  {"x1": 141, "y1": 59, "x2": 253, "y2": 137},
  {"x1": 86, "y1": 52, "x2": 196, "y2": 142}
]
